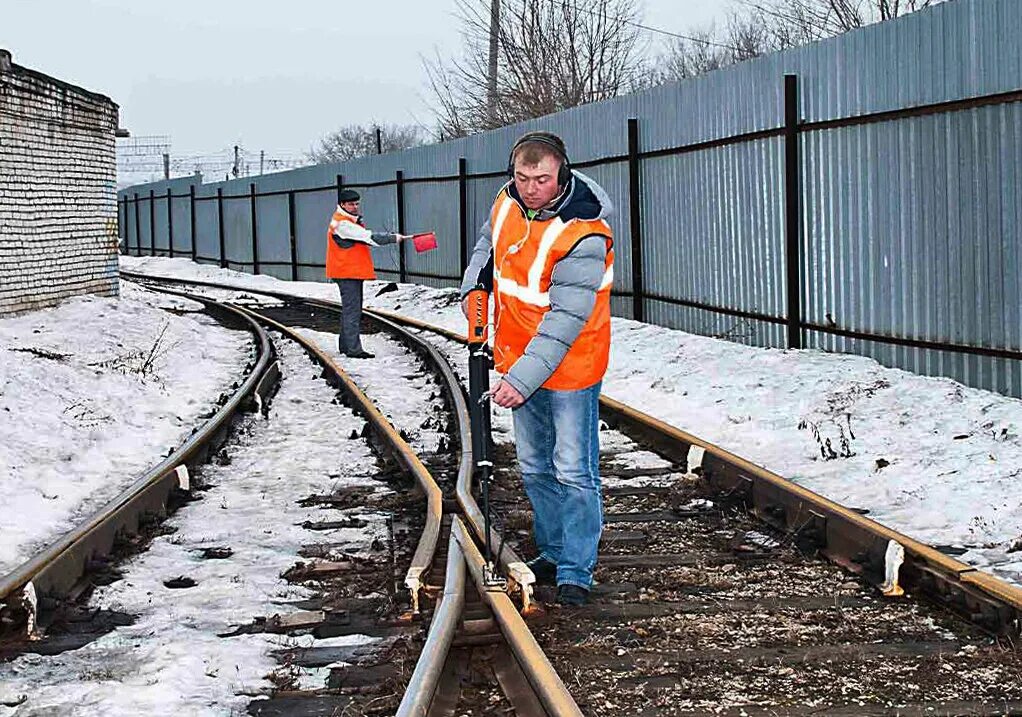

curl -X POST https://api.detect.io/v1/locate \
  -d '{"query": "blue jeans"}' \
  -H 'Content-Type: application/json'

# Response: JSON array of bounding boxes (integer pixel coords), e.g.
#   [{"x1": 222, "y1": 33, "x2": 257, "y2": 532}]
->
[{"x1": 512, "y1": 381, "x2": 602, "y2": 589}]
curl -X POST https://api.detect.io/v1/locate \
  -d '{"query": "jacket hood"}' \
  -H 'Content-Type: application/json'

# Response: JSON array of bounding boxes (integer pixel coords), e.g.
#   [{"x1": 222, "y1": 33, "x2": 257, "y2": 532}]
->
[{"x1": 505, "y1": 170, "x2": 614, "y2": 223}]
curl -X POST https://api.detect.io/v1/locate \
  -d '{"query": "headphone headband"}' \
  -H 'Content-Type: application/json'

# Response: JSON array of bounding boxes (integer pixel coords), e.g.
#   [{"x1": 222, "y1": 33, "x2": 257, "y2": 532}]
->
[{"x1": 507, "y1": 131, "x2": 572, "y2": 187}]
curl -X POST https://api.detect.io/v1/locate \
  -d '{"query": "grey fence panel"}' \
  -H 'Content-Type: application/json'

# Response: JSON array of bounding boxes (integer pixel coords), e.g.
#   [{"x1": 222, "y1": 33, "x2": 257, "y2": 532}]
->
[
  {"x1": 223, "y1": 193, "x2": 252, "y2": 271},
  {"x1": 361, "y1": 184, "x2": 402, "y2": 278},
  {"x1": 293, "y1": 187, "x2": 335, "y2": 271},
  {"x1": 402, "y1": 179, "x2": 461, "y2": 284},
  {"x1": 641, "y1": 139, "x2": 786, "y2": 324},
  {"x1": 464, "y1": 173, "x2": 510, "y2": 270},
  {"x1": 193, "y1": 190, "x2": 219, "y2": 265},
  {"x1": 135, "y1": 194, "x2": 151, "y2": 254},
  {"x1": 575, "y1": 161, "x2": 630, "y2": 293},
  {"x1": 169, "y1": 193, "x2": 191, "y2": 256},
  {"x1": 256, "y1": 193, "x2": 291, "y2": 265},
  {"x1": 149, "y1": 195, "x2": 167, "y2": 255}
]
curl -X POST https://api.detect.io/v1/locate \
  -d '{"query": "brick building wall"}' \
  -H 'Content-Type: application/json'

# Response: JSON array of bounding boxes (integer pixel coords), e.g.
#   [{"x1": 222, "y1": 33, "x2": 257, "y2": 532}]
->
[{"x1": 0, "y1": 48, "x2": 120, "y2": 317}]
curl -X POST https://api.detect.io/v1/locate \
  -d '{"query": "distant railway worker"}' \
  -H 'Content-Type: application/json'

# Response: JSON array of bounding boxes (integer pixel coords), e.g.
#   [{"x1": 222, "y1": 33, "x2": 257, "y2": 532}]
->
[
  {"x1": 460, "y1": 131, "x2": 614, "y2": 606},
  {"x1": 326, "y1": 189, "x2": 408, "y2": 358}
]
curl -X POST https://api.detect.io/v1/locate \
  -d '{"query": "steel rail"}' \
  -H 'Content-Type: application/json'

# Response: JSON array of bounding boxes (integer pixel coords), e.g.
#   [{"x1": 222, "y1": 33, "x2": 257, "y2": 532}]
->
[
  {"x1": 452, "y1": 516, "x2": 584, "y2": 717},
  {"x1": 223, "y1": 302, "x2": 444, "y2": 613},
  {"x1": 120, "y1": 271, "x2": 537, "y2": 605},
  {"x1": 395, "y1": 529, "x2": 467, "y2": 717},
  {"x1": 361, "y1": 307, "x2": 1022, "y2": 637},
  {"x1": 219, "y1": 301, "x2": 552, "y2": 712},
  {"x1": 0, "y1": 291, "x2": 278, "y2": 627},
  {"x1": 119, "y1": 274, "x2": 566, "y2": 710},
  {"x1": 367, "y1": 311, "x2": 535, "y2": 607}
]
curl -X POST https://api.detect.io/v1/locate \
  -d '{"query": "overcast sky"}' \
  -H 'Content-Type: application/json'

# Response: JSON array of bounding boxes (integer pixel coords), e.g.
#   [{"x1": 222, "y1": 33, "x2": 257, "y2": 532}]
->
[{"x1": 3, "y1": 0, "x2": 730, "y2": 159}]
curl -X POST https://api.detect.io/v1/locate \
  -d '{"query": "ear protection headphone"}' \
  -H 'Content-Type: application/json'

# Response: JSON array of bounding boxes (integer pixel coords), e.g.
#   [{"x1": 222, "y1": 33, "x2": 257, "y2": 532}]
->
[{"x1": 507, "y1": 131, "x2": 572, "y2": 187}]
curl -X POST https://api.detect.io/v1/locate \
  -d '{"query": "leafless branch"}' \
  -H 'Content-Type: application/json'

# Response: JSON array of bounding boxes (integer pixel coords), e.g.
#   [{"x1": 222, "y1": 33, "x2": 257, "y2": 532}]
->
[{"x1": 425, "y1": 0, "x2": 646, "y2": 138}]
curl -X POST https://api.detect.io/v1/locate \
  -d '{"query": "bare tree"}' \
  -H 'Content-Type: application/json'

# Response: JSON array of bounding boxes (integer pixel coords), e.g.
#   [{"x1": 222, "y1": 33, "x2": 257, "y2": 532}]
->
[
  {"x1": 652, "y1": 12, "x2": 775, "y2": 83},
  {"x1": 307, "y1": 123, "x2": 425, "y2": 164},
  {"x1": 425, "y1": 0, "x2": 646, "y2": 138},
  {"x1": 653, "y1": 0, "x2": 945, "y2": 85},
  {"x1": 737, "y1": 0, "x2": 947, "y2": 44}
]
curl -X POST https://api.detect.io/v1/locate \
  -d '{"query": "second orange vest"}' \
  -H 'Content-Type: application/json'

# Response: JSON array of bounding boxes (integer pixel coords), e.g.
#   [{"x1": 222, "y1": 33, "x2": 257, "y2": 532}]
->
[{"x1": 326, "y1": 208, "x2": 376, "y2": 280}]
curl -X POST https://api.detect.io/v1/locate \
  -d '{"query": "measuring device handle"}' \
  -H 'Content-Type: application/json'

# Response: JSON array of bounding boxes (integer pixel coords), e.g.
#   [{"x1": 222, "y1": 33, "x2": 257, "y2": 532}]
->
[{"x1": 467, "y1": 289, "x2": 489, "y2": 345}]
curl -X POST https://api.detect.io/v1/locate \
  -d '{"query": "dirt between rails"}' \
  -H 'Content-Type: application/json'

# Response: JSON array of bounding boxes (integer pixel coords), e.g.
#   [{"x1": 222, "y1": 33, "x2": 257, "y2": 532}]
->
[{"x1": 247, "y1": 448, "x2": 523, "y2": 716}]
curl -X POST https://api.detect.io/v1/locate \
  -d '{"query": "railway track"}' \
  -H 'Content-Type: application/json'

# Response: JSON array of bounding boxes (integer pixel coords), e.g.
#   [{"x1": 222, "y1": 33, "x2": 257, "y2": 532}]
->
[
  {"x1": 0, "y1": 293, "x2": 279, "y2": 649},
  {"x1": 10, "y1": 269, "x2": 1019, "y2": 715}
]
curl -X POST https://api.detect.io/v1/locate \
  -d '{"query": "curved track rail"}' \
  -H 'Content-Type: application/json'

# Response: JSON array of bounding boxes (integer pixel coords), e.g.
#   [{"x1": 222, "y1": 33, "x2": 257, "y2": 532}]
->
[
  {"x1": 0, "y1": 291, "x2": 279, "y2": 641},
  {"x1": 120, "y1": 271, "x2": 538, "y2": 605},
  {"x1": 121, "y1": 275, "x2": 576, "y2": 715}
]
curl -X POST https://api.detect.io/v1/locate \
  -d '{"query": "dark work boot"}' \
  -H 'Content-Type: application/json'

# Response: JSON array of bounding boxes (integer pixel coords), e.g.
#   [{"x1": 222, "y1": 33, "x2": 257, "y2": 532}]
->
[
  {"x1": 556, "y1": 584, "x2": 589, "y2": 606},
  {"x1": 345, "y1": 350, "x2": 375, "y2": 359},
  {"x1": 526, "y1": 556, "x2": 557, "y2": 586}
]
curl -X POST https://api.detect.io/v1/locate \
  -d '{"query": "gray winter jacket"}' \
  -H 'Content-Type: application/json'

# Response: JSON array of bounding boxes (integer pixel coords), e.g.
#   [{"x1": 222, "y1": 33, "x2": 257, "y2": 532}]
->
[{"x1": 459, "y1": 171, "x2": 614, "y2": 399}]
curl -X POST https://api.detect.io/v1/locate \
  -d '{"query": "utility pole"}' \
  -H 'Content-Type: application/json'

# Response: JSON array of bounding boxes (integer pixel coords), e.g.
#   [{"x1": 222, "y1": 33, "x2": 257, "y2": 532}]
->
[
  {"x1": 259, "y1": 150, "x2": 265, "y2": 175},
  {"x1": 232, "y1": 145, "x2": 240, "y2": 178},
  {"x1": 162, "y1": 153, "x2": 170, "y2": 180},
  {"x1": 375, "y1": 125, "x2": 382, "y2": 155},
  {"x1": 487, "y1": 0, "x2": 499, "y2": 127}
]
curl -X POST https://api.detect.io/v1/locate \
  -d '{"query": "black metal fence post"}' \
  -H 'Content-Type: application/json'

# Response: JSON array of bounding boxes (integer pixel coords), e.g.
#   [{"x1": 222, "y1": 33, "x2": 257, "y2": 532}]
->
[
  {"x1": 189, "y1": 185, "x2": 197, "y2": 261},
  {"x1": 133, "y1": 193, "x2": 141, "y2": 256},
  {"x1": 148, "y1": 189, "x2": 156, "y2": 256},
  {"x1": 336, "y1": 174, "x2": 343, "y2": 204},
  {"x1": 784, "y1": 74, "x2": 803, "y2": 350},
  {"x1": 249, "y1": 183, "x2": 260, "y2": 275},
  {"x1": 458, "y1": 157, "x2": 468, "y2": 277},
  {"x1": 166, "y1": 188, "x2": 174, "y2": 258},
  {"x1": 627, "y1": 118, "x2": 645, "y2": 323},
  {"x1": 396, "y1": 170, "x2": 406, "y2": 283},
  {"x1": 217, "y1": 187, "x2": 227, "y2": 269},
  {"x1": 288, "y1": 190, "x2": 298, "y2": 281}
]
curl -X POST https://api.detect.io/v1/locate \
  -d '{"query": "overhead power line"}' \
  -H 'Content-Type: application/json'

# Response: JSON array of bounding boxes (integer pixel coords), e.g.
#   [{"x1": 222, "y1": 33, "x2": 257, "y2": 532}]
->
[{"x1": 552, "y1": 0, "x2": 746, "y2": 51}]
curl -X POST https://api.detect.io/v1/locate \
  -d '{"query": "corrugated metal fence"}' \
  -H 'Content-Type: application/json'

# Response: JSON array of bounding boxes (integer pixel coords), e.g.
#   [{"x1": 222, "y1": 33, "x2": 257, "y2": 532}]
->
[{"x1": 119, "y1": 0, "x2": 1022, "y2": 397}]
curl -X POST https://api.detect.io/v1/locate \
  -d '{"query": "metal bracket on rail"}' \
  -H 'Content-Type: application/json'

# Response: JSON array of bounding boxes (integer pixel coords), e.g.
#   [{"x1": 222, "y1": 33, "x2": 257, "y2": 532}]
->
[
  {"x1": 405, "y1": 567, "x2": 425, "y2": 614},
  {"x1": 174, "y1": 465, "x2": 190, "y2": 491},
  {"x1": 879, "y1": 539, "x2": 905, "y2": 597},
  {"x1": 506, "y1": 562, "x2": 536, "y2": 612},
  {"x1": 790, "y1": 509, "x2": 828, "y2": 553},
  {"x1": 684, "y1": 445, "x2": 706, "y2": 479},
  {"x1": 3, "y1": 581, "x2": 42, "y2": 641},
  {"x1": 713, "y1": 473, "x2": 754, "y2": 508}
]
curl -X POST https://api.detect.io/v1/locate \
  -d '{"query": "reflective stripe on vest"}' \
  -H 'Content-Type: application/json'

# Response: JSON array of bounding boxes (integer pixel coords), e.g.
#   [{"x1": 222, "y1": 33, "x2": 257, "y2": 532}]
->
[{"x1": 492, "y1": 196, "x2": 613, "y2": 308}]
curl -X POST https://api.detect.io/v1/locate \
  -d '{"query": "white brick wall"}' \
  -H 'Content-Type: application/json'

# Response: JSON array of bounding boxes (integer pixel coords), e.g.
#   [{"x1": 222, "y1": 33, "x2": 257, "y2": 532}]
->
[{"x1": 0, "y1": 49, "x2": 120, "y2": 317}]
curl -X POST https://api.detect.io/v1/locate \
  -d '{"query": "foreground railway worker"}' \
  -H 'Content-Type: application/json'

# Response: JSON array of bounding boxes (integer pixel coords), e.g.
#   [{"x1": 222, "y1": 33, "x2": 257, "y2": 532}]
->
[
  {"x1": 326, "y1": 189, "x2": 408, "y2": 358},
  {"x1": 460, "y1": 131, "x2": 614, "y2": 607}
]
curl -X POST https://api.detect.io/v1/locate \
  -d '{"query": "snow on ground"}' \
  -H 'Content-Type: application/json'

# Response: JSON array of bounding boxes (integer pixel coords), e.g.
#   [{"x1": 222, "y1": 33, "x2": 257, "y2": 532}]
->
[
  {"x1": 300, "y1": 328, "x2": 447, "y2": 455},
  {"x1": 0, "y1": 339, "x2": 386, "y2": 716},
  {"x1": 0, "y1": 282, "x2": 252, "y2": 575},
  {"x1": 120, "y1": 256, "x2": 1022, "y2": 587}
]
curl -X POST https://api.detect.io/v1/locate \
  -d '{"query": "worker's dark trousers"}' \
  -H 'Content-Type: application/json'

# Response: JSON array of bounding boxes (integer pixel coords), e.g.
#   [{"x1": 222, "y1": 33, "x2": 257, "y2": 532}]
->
[{"x1": 334, "y1": 279, "x2": 365, "y2": 355}]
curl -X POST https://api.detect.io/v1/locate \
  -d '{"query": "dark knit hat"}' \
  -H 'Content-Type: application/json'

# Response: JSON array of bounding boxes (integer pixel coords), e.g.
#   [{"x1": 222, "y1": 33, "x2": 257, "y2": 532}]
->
[{"x1": 338, "y1": 189, "x2": 360, "y2": 203}]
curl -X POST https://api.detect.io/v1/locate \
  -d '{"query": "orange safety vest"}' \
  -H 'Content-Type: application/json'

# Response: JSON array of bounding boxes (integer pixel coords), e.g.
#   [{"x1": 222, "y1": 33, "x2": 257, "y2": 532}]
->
[
  {"x1": 326, "y1": 207, "x2": 376, "y2": 280},
  {"x1": 491, "y1": 188, "x2": 614, "y2": 391}
]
